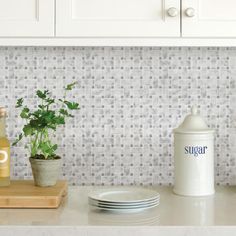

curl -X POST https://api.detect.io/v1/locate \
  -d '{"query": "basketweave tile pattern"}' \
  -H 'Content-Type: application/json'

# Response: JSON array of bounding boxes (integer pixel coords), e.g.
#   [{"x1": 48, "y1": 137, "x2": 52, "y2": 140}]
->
[{"x1": 0, "y1": 47, "x2": 235, "y2": 186}]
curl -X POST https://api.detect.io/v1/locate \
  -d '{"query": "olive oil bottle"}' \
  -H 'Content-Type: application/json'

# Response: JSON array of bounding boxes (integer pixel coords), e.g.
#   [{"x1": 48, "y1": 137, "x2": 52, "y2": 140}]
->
[{"x1": 0, "y1": 107, "x2": 10, "y2": 186}]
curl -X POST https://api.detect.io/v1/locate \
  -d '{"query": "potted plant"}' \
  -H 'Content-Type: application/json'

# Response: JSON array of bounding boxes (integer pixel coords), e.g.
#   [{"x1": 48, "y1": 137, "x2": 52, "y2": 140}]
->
[{"x1": 13, "y1": 82, "x2": 80, "y2": 187}]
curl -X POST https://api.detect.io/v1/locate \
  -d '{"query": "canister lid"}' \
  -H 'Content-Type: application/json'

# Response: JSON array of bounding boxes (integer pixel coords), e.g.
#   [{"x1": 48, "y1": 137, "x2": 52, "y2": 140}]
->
[{"x1": 174, "y1": 106, "x2": 214, "y2": 134}]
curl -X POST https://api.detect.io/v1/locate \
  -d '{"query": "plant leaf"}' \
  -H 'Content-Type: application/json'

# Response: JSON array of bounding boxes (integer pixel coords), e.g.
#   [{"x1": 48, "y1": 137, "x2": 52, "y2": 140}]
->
[
  {"x1": 36, "y1": 90, "x2": 49, "y2": 99},
  {"x1": 16, "y1": 98, "x2": 23, "y2": 108},
  {"x1": 46, "y1": 98, "x2": 55, "y2": 105},
  {"x1": 23, "y1": 124, "x2": 35, "y2": 136},
  {"x1": 65, "y1": 82, "x2": 77, "y2": 91},
  {"x1": 38, "y1": 104, "x2": 46, "y2": 109},
  {"x1": 59, "y1": 108, "x2": 73, "y2": 117},
  {"x1": 20, "y1": 107, "x2": 30, "y2": 119},
  {"x1": 52, "y1": 144, "x2": 58, "y2": 151},
  {"x1": 54, "y1": 116, "x2": 65, "y2": 125},
  {"x1": 12, "y1": 133, "x2": 23, "y2": 146},
  {"x1": 64, "y1": 101, "x2": 80, "y2": 110},
  {"x1": 38, "y1": 141, "x2": 57, "y2": 158}
]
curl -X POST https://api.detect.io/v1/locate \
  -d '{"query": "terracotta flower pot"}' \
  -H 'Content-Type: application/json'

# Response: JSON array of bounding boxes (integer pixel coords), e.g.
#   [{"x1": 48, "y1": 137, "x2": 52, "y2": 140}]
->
[{"x1": 29, "y1": 157, "x2": 61, "y2": 187}]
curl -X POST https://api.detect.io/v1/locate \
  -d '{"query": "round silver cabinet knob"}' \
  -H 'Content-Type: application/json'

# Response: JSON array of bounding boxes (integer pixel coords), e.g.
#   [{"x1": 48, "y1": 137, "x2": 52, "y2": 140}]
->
[
  {"x1": 185, "y1": 8, "x2": 195, "y2": 17},
  {"x1": 167, "y1": 7, "x2": 179, "y2": 17}
]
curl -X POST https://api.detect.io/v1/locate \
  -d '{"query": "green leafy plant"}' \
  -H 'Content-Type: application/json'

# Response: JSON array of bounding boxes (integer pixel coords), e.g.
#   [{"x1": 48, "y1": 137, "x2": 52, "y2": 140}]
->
[{"x1": 13, "y1": 82, "x2": 80, "y2": 160}]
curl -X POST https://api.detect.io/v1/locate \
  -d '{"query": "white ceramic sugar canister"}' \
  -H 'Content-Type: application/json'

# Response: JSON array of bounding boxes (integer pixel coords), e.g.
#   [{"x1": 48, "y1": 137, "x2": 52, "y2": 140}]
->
[{"x1": 173, "y1": 106, "x2": 215, "y2": 196}]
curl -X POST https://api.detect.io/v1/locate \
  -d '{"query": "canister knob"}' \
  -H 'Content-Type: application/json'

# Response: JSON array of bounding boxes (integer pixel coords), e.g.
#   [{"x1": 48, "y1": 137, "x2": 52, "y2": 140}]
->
[
  {"x1": 191, "y1": 106, "x2": 198, "y2": 115},
  {"x1": 174, "y1": 106, "x2": 214, "y2": 134}
]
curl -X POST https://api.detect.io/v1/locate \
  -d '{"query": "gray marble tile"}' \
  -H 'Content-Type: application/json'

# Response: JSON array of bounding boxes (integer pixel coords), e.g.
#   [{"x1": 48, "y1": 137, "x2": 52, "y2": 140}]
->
[{"x1": 0, "y1": 47, "x2": 234, "y2": 185}]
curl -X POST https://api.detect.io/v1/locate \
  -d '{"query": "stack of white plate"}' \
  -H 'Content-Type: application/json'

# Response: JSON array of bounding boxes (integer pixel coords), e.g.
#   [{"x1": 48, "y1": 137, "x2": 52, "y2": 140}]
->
[{"x1": 88, "y1": 187, "x2": 160, "y2": 213}]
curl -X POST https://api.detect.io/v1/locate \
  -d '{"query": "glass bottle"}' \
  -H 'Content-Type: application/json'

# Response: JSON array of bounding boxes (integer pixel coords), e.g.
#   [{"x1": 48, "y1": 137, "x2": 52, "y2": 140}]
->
[{"x1": 0, "y1": 107, "x2": 10, "y2": 186}]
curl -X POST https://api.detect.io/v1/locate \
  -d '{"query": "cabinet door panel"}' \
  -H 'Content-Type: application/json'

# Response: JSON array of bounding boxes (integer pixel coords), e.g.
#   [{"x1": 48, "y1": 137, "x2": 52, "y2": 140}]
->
[
  {"x1": 0, "y1": 0, "x2": 54, "y2": 37},
  {"x1": 56, "y1": 0, "x2": 180, "y2": 37},
  {"x1": 182, "y1": 0, "x2": 236, "y2": 37}
]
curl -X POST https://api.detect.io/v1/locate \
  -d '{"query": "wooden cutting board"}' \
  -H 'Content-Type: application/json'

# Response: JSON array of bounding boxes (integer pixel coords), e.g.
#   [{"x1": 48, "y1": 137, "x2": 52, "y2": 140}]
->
[{"x1": 0, "y1": 180, "x2": 67, "y2": 208}]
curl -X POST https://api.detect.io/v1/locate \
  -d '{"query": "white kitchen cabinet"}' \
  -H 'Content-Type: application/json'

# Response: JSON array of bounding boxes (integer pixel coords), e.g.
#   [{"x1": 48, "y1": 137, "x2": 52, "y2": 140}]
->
[
  {"x1": 0, "y1": 0, "x2": 236, "y2": 45},
  {"x1": 56, "y1": 0, "x2": 180, "y2": 37},
  {"x1": 0, "y1": 0, "x2": 54, "y2": 37},
  {"x1": 182, "y1": 0, "x2": 236, "y2": 37}
]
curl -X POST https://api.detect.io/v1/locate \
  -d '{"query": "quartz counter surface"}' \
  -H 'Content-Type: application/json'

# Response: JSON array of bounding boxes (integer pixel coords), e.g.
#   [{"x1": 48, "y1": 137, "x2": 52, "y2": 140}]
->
[{"x1": 0, "y1": 186, "x2": 236, "y2": 236}]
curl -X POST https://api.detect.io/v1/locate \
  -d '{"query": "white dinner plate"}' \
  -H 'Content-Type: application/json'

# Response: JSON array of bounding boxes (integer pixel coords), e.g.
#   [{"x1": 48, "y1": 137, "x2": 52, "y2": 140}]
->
[
  {"x1": 89, "y1": 198, "x2": 159, "y2": 207},
  {"x1": 88, "y1": 187, "x2": 160, "y2": 204},
  {"x1": 90, "y1": 203, "x2": 159, "y2": 213},
  {"x1": 90, "y1": 201, "x2": 159, "y2": 209}
]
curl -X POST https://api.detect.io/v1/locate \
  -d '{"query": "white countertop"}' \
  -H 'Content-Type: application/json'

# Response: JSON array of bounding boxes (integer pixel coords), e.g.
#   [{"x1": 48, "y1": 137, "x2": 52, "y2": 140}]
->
[{"x1": 0, "y1": 186, "x2": 236, "y2": 236}]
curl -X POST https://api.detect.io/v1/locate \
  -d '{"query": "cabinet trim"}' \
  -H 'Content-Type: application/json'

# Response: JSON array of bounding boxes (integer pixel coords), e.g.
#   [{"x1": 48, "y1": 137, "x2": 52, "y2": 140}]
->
[{"x1": 0, "y1": 37, "x2": 235, "y2": 46}]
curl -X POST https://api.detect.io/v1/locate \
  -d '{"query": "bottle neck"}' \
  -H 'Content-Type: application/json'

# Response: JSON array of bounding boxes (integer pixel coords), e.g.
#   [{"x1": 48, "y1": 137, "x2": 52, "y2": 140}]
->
[{"x1": 0, "y1": 117, "x2": 6, "y2": 138}]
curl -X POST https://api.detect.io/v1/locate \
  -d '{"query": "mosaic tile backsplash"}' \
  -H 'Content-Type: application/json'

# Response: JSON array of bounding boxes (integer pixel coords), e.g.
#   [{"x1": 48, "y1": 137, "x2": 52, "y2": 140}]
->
[{"x1": 0, "y1": 47, "x2": 236, "y2": 186}]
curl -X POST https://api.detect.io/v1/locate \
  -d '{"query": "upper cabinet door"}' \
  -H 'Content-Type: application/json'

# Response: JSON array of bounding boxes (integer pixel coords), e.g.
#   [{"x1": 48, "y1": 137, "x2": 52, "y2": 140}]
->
[
  {"x1": 0, "y1": 0, "x2": 54, "y2": 37},
  {"x1": 182, "y1": 0, "x2": 236, "y2": 37},
  {"x1": 56, "y1": 0, "x2": 180, "y2": 37}
]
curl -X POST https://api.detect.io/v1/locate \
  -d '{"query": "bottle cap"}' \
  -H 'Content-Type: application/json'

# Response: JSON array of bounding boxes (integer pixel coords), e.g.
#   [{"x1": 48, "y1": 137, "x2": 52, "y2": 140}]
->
[{"x1": 0, "y1": 107, "x2": 7, "y2": 117}]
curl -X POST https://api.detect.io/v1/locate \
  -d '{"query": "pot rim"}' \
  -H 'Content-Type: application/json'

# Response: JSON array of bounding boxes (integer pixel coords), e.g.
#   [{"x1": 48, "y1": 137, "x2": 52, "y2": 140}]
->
[{"x1": 29, "y1": 157, "x2": 61, "y2": 162}]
